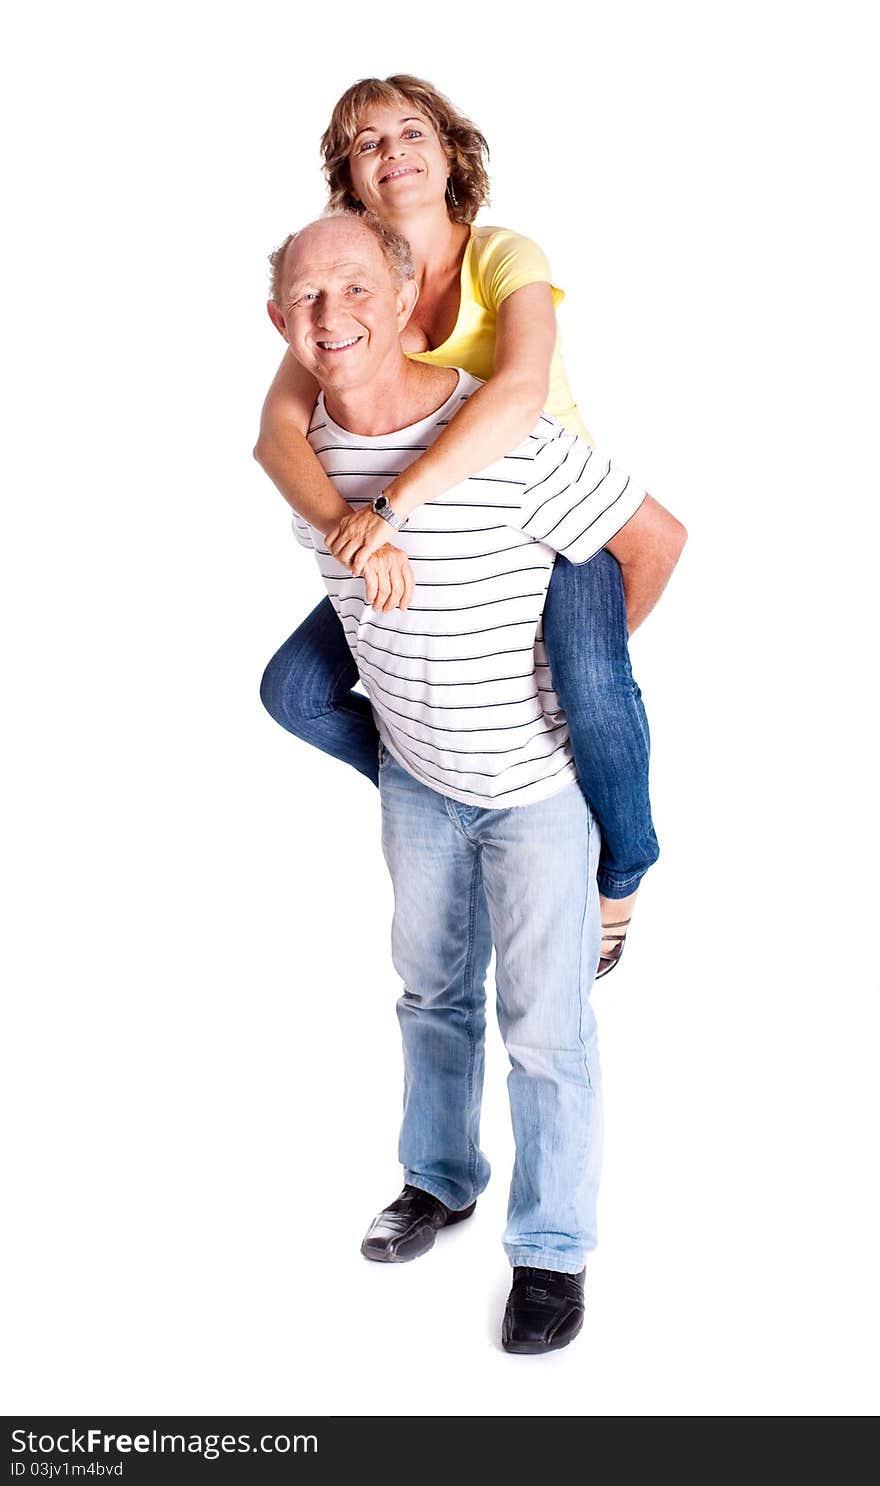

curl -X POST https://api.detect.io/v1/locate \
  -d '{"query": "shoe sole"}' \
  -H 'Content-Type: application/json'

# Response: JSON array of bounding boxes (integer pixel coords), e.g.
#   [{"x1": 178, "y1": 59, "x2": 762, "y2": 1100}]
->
[
  {"x1": 360, "y1": 1201, "x2": 476, "y2": 1263},
  {"x1": 361, "y1": 1237, "x2": 434, "y2": 1263},
  {"x1": 502, "y1": 1314, "x2": 584, "y2": 1355}
]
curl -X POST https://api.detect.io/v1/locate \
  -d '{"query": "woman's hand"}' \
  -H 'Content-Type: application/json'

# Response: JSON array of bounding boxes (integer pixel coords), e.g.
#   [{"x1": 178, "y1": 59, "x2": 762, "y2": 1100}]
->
[
  {"x1": 361, "y1": 544, "x2": 415, "y2": 613},
  {"x1": 325, "y1": 506, "x2": 392, "y2": 574}
]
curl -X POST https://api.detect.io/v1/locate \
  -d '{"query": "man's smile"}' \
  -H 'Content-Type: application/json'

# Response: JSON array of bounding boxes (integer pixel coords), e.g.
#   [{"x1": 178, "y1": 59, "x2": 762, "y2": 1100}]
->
[{"x1": 315, "y1": 335, "x2": 364, "y2": 352}]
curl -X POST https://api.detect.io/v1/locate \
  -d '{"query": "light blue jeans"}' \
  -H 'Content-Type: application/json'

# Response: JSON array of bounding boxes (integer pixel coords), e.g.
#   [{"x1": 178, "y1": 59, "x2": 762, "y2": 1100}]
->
[{"x1": 379, "y1": 747, "x2": 604, "y2": 1273}]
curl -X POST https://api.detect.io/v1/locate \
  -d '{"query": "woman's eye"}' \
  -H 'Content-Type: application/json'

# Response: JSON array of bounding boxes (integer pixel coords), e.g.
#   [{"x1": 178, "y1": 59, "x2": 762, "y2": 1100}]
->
[
  {"x1": 403, "y1": 129, "x2": 422, "y2": 139},
  {"x1": 358, "y1": 140, "x2": 378, "y2": 153},
  {"x1": 348, "y1": 286, "x2": 366, "y2": 295}
]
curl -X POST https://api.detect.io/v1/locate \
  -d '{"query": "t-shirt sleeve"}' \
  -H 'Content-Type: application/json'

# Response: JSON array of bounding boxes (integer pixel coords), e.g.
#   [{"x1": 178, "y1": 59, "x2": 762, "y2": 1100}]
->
[
  {"x1": 476, "y1": 229, "x2": 565, "y2": 311},
  {"x1": 513, "y1": 424, "x2": 646, "y2": 563},
  {"x1": 290, "y1": 512, "x2": 316, "y2": 549}
]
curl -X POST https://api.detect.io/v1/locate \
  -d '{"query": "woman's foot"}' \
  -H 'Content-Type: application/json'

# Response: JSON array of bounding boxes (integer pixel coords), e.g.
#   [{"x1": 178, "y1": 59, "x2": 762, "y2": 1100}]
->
[{"x1": 597, "y1": 889, "x2": 639, "y2": 979}]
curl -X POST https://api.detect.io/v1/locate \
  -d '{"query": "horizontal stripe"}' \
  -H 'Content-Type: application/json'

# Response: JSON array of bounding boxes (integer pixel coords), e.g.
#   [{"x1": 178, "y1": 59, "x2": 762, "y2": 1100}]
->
[
  {"x1": 421, "y1": 500, "x2": 521, "y2": 510},
  {"x1": 389, "y1": 594, "x2": 544, "y2": 614},
  {"x1": 323, "y1": 564, "x2": 547, "y2": 588},
  {"x1": 402, "y1": 525, "x2": 507, "y2": 535},
  {"x1": 344, "y1": 634, "x2": 536, "y2": 665},
  {"x1": 359, "y1": 653, "x2": 535, "y2": 696},
  {"x1": 312, "y1": 444, "x2": 430, "y2": 455},
  {"x1": 406, "y1": 541, "x2": 533, "y2": 562},
  {"x1": 365, "y1": 694, "x2": 543, "y2": 734},
  {"x1": 387, "y1": 735, "x2": 571, "y2": 781},
  {"x1": 388, "y1": 747, "x2": 576, "y2": 801},
  {"x1": 372, "y1": 672, "x2": 538, "y2": 695},
  {"x1": 361, "y1": 670, "x2": 538, "y2": 713},
  {"x1": 467, "y1": 475, "x2": 528, "y2": 487},
  {"x1": 379, "y1": 719, "x2": 567, "y2": 760},
  {"x1": 332, "y1": 593, "x2": 545, "y2": 616},
  {"x1": 313, "y1": 523, "x2": 517, "y2": 547},
  {"x1": 348, "y1": 617, "x2": 537, "y2": 641}
]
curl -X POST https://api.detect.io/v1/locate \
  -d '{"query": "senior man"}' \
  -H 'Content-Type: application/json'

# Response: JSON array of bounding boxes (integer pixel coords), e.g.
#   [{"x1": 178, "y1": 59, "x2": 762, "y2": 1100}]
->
[{"x1": 263, "y1": 211, "x2": 685, "y2": 1354}]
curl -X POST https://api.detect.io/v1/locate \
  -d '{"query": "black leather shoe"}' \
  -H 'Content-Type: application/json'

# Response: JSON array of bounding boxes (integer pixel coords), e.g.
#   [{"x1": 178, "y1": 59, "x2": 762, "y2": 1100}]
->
[
  {"x1": 501, "y1": 1266, "x2": 586, "y2": 1354},
  {"x1": 360, "y1": 1184, "x2": 476, "y2": 1263}
]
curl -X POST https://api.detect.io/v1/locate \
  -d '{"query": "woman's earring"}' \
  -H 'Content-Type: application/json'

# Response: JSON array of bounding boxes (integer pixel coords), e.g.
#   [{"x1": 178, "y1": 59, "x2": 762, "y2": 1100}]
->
[{"x1": 446, "y1": 176, "x2": 459, "y2": 209}]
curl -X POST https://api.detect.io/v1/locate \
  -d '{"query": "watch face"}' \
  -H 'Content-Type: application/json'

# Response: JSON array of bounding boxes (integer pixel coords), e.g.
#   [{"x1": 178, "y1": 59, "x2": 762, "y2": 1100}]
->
[{"x1": 375, "y1": 495, "x2": 389, "y2": 513}]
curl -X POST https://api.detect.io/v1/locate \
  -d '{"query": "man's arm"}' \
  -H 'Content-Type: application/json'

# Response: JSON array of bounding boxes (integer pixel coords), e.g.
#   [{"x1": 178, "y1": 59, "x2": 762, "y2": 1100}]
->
[{"x1": 603, "y1": 495, "x2": 688, "y2": 634}]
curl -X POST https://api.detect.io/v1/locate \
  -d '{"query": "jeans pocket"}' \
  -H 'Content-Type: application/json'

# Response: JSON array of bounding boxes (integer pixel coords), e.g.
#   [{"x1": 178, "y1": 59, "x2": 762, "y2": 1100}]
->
[{"x1": 377, "y1": 739, "x2": 390, "y2": 769}]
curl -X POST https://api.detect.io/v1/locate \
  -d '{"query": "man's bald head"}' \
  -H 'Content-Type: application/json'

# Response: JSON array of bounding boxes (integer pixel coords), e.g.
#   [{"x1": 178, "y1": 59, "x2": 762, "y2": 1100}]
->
[
  {"x1": 265, "y1": 210, "x2": 420, "y2": 404},
  {"x1": 268, "y1": 211, "x2": 414, "y2": 309}
]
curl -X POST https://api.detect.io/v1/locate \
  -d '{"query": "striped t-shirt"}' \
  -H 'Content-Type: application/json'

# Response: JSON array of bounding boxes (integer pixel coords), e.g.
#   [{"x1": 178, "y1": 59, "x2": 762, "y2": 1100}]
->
[{"x1": 292, "y1": 370, "x2": 645, "y2": 808}]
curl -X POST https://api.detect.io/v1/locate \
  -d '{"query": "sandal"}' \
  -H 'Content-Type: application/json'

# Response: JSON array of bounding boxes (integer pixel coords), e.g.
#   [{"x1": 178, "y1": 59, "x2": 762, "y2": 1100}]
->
[{"x1": 596, "y1": 917, "x2": 631, "y2": 980}]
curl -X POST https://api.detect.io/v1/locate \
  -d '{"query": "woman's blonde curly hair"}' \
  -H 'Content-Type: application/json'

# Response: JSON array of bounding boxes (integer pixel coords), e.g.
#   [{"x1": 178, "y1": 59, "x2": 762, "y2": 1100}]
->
[{"x1": 321, "y1": 74, "x2": 490, "y2": 226}]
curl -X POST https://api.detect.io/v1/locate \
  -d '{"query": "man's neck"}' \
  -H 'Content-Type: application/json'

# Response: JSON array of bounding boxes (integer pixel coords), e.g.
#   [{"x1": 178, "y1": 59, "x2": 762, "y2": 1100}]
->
[{"x1": 323, "y1": 354, "x2": 458, "y2": 437}]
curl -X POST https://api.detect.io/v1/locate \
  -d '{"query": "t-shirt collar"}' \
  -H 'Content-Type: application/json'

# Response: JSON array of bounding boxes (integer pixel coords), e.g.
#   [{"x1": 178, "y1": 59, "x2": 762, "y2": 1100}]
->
[{"x1": 317, "y1": 368, "x2": 473, "y2": 445}]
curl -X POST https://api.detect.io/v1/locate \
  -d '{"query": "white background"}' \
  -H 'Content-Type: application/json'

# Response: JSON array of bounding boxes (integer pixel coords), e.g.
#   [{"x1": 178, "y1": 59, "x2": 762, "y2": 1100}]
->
[{"x1": 3, "y1": 0, "x2": 878, "y2": 1418}]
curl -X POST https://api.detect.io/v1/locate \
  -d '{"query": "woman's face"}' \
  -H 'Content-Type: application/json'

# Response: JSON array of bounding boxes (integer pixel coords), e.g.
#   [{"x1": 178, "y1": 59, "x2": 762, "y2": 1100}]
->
[{"x1": 347, "y1": 101, "x2": 450, "y2": 218}]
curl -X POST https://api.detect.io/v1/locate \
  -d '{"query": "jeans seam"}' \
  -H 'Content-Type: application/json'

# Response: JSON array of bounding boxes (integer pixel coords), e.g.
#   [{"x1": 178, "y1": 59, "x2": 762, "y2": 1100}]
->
[
  {"x1": 574, "y1": 814, "x2": 595, "y2": 1094},
  {"x1": 462, "y1": 849, "x2": 482, "y2": 1199},
  {"x1": 320, "y1": 652, "x2": 362, "y2": 717},
  {"x1": 598, "y1": 868, "x2": 645, "y2": 892},
  {"x1": 443, "y1": 795, "x2": 472, "y2": 840}
]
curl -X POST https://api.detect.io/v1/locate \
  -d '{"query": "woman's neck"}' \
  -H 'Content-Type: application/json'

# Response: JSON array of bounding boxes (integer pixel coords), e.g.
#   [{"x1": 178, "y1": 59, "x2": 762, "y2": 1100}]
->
[{"x1": 382, "y1": 202, "x2": 470, "y2": 284}]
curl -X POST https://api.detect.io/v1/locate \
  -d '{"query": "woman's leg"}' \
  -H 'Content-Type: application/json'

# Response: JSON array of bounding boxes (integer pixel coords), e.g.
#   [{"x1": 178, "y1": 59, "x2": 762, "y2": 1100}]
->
[
  {"x1": 542, "y1": 549, "x2": 659, "y2": 900},
  {"x1": 259, "y1": 596, "x2": 380, "y2": 785}
]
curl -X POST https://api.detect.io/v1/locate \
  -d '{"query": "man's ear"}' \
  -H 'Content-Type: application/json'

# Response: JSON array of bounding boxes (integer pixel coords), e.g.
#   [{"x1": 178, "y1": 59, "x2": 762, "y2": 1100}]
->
[
  {"x1": 266, "y1": 301, "x2": 288, "y2": 338},
  {"x1": 395, "y1": 277, "x2": 419, "y2": 330}
]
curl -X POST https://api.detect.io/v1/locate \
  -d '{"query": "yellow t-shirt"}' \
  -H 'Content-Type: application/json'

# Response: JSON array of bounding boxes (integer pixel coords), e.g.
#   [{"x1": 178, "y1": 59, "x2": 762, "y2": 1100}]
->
[{"x1": 406, "y1": 225, "x2": 592, "y2": 444}]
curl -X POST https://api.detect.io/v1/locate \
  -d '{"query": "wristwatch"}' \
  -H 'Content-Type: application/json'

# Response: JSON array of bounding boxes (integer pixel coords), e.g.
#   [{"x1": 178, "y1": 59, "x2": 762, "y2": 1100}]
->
[{"x1": 372, "y1": 492, "x2": 407, "y2": 531}]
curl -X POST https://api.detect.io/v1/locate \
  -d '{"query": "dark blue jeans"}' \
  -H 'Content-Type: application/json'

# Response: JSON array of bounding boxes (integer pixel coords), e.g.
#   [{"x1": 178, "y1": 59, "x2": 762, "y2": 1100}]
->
[{"x1": 260, "y1": 550, "x2": 659, "y2": 897}]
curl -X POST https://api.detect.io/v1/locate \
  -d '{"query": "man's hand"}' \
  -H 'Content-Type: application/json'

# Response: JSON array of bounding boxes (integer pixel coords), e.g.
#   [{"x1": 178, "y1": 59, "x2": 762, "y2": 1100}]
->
[
  {"x1": 326, "y1": 506, "x2": 393, "y2": 573},
  {"x1": 361, "y1": 543, "x2": 415, "y2": 613}
]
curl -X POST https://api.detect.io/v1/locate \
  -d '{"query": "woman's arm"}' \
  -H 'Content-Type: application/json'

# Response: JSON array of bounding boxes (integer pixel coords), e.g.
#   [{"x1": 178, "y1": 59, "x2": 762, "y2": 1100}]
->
[
  {"x1": 254, "y1": 350, "x2": 353, "y2": 537},
  {"x1": 254, "y1": 350, "x2": 415, "y2": 611},
  {"x1": 327, "y1": 281, "x2": 558, "y2": 572}
]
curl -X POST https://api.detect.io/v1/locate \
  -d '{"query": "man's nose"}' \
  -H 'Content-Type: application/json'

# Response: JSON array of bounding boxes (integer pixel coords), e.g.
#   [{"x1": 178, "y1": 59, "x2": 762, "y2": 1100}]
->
[{"x1": 314, "y1": 295, "x2": 344, "y2": 332}]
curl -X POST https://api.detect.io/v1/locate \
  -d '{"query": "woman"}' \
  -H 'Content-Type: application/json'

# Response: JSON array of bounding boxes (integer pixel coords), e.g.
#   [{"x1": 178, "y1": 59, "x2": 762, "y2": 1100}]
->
[{"x1": 257, "y1": 74, "x2": 661, "y2": 977}]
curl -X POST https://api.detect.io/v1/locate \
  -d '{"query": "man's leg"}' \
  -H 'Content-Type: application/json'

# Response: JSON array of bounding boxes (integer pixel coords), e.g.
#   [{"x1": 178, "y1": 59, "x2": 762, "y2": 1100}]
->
[
  {"x1": 379, "y1": 753, "x2": 493, "y2": 1211},
  {"x1": 477, "y1": 783, "x2": 603, "y2": 1272}
]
